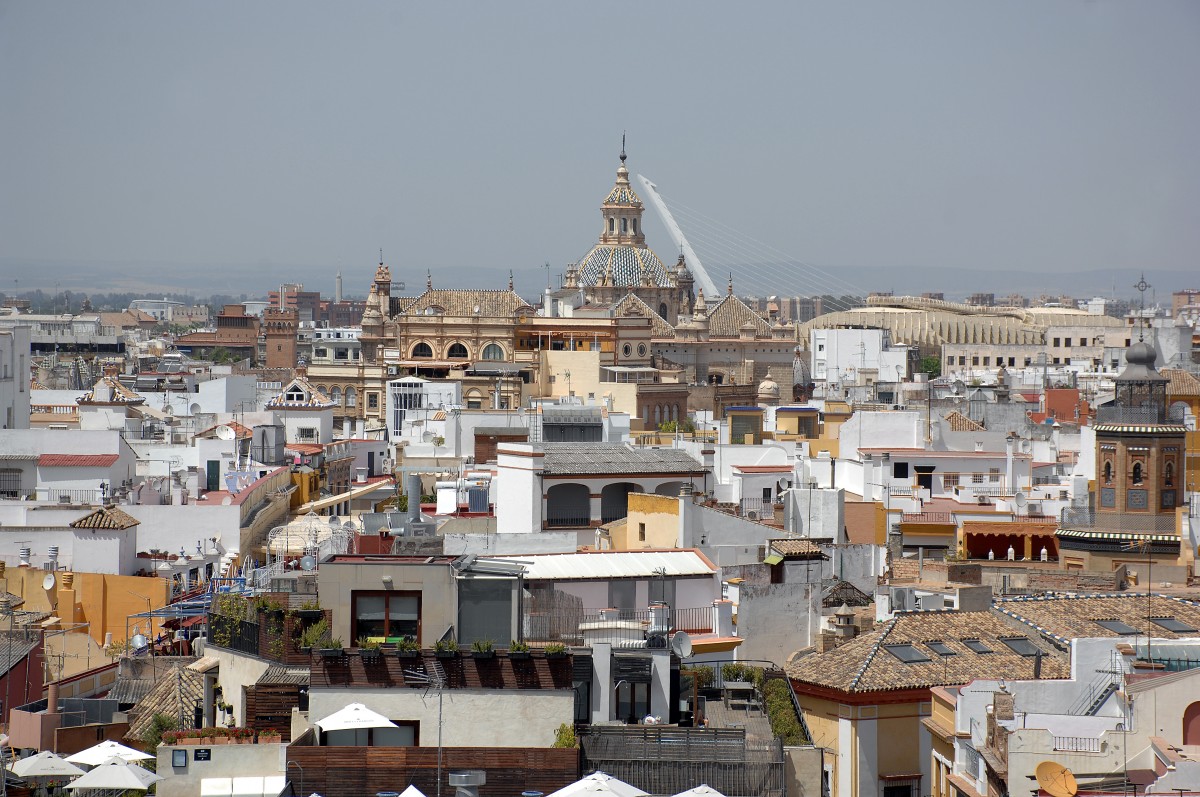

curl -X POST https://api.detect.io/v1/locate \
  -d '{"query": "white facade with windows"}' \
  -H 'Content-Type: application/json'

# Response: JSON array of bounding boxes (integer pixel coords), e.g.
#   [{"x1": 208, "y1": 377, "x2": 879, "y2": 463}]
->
[
  {"x1": 810, "y1": 328, "x2": 911, "y2": 386},
  {"x1": 385, "y1": 377, "x2": 461, "y2": 441},
  {"x1": 310, "y1": 327, "x2": 361, "y2": 365},
  {"x1": 0, "y1": 325, "x2": 31, "y2": 431}
]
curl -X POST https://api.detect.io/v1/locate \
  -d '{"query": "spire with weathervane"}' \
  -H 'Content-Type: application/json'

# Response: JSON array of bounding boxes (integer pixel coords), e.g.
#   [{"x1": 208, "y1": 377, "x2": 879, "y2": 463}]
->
[{"x1": 598, "y1": 134, "x2": 647, "y2": 248}]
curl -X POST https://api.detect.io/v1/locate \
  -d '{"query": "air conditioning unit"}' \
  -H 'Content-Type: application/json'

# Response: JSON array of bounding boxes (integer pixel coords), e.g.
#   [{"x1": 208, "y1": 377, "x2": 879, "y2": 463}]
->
[
  {"x1": 1027, "y1": 502, "x2": 1043, "y2": 516},
  {"x1": 746, "y1": 510, "x2": 759, "y2": 521}
]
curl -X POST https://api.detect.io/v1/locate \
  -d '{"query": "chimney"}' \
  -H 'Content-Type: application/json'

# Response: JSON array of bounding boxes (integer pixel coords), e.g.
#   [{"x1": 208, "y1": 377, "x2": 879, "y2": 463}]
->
[
  {"x1": 406, "y1": 474, "x2": 422, "y2": 524},
  {"x1": 47, "y1": 682, "x2": 59, "y2": 716},
  {"x1": 18, "y1": 547, "x2": 31, "y2": 568},
  {"x1": 48, "y1": 546, "x2": 59, "y2": 570},
  {"x1": 992, "y1": 686, "x2": 1015, "y2": 721}
]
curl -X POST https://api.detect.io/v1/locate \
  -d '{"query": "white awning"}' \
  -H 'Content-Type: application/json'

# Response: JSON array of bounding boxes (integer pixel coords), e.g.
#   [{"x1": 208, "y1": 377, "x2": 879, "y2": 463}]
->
[{"x1": 315, "y1": 702, "x2": 398, "y2": 732}]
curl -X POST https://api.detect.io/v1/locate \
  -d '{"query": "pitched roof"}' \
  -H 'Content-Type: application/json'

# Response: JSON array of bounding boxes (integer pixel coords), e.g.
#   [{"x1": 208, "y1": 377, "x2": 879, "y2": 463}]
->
[
  {"x1": 124, "y1": 664, "x2": 205, "y2": 742},
  {"x1": 768, "y1": 539, "x2": 825, "y2": 559},
  {"x1": 785, "y1": 610, "x2": 1068, "y2": 693},
  {"x1": 821, "y1": 579, "x2": 874, "y2": 608},
  {"x1": 69, "y1": 506, "x2": 141, "y2": 530},
  {"x1": 611, "y1": 293, "x2": 675, "y2": 339},
  {"x1": 77, "y1": 377, "x2": 144, "y2": 405},
  {"x1": 944, "y1": 410, "x2": 985, "y2": 432},
  {"x1": 195, "y1": 421, "x2": 254, "y2": 440},
  {"x1": 39, "y1": 453, "x2": 120, "y2": 468},
  {"x1": 400, "y1": 289, "x2": 532, "y2": 318},
  {"x1": 265, "y1": 374, "x2": 335, "y2": 409},
  {"x1": 1162, "y1": 368, "x2": 1200, "y2": 397},
  {"x1": 706, "y1": 295, "x2": 772, "y2": 338},
  {"x1": 540, "y1": 443, "x2": 704, "y2": 476},
  {"x1": 994, "y1": 593, "x2": 1200, "y2": 644}
]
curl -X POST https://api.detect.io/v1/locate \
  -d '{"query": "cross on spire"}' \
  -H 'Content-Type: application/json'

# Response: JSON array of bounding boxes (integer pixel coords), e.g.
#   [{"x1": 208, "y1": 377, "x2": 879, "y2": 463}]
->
[
  {"x1": 620, "y1": 132, "x2": 627, "y2": 164},
  {"x1": 1134, "y1": 273, "x2": 1151, "y2": 341}
]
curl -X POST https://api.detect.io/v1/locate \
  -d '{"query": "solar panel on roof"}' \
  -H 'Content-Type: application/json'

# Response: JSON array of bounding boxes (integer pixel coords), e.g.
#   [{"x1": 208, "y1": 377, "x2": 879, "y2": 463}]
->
[
  {"x1": 1000, "y1": 637, "x2": 1040, "y2": 657},
  {"x1": 884, "y1": 644, "x2": 931, "y2": 664},
  {"x1": 1150, "y1": 617, "x2": 1197, "y2": 633},
  {"x1": 1094, "y1": 619, "x2": 1139, "y2": 635},
  {"x1": 926, "y1": 641, "x2": 956, "y2": 657},
  {"x1": 963, "y1": 639, "x2": 993, "y2": 654}
]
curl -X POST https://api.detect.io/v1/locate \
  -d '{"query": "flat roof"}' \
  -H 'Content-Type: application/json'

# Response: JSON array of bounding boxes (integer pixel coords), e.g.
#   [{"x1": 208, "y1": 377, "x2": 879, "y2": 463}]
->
[{"x1": 496, "y1": 549, "x2": 717, "y2": 580}]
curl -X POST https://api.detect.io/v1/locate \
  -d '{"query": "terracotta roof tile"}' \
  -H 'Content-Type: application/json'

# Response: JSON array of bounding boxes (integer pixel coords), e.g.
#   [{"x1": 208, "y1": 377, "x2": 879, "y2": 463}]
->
[
  {"x1": 786, "y1": 610, "x2": 1069, "y2": 693},
  {"x1": 944, "y1": 410, "x2": 985, "y2": 432},
  {"x1": 124, "y1": 665, "x2": 205, "y2": 742},
  {"x1": 706, "y1": 294, "x2": 772, "y2": 338},
  {"x1": 1162, "y1": 368, "x2": 1200, "y2": 397},
  {"x1": 39, "y1": 454, "x2": 120, "y2": 468},
  {"x1": 69, "y1": 506, "x2": 141, "y2": 530},
  {"x1": 994, "y1": 593, "x2": 1200, "y2": 644},
  {"x1": 400, "y1": 289, "x2": 532, "y2": 318},
  {"x1": 768, "y1": 539, "x2": 824, "y2": 558},
  {"x1": 611, "y1": 292, "x2": 675, "y2": 339}
]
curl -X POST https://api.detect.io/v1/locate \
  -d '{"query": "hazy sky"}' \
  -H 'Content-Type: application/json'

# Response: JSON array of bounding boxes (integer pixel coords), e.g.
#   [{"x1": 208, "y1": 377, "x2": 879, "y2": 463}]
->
[{"x1": 2, "y1": 1, "x2": 1198, "y2": 296}]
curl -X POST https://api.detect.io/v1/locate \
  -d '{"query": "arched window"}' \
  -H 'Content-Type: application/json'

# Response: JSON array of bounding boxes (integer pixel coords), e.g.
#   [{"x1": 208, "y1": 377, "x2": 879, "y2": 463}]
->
[
  {"x1": 621, "y1": 218, "x2": 628, "y2": 233},
  {"x1": 658, "y1": 303, "x2": 668, "y2": 319},
  {"x1": 1103, "y1": 461, "x2": 1113, "y2": 485},
  {"x1": 608, "y1": 218, "x2": 615, "y2": 233},
  {"x1": 331, "y1": 386, "x2": 342, "y2": 405},
  {"x1": 447, "y1": 343, "x2": 469, "y2": 359},
  {"x1": 654, "y1": 405, "x2": 662, "y2": 425},
  {"x1": 632, "y1": 218, "x2": 638, "y2": 234},
  {"x1": 481, "y1": 343, "x2": 504, "y2": 361},
  {"x1": 1132, "y1": 462, "x2": 1143, "y2": 485},
  {"x1": 411, "y1": 342, "x2": 433, "y2": 358},
  {"x1": 1165, "y1": 461, "x2": 1174, "y2": 487},
  {"x1": 345, "y1": 387, "x2": 357, "y2": 408}
]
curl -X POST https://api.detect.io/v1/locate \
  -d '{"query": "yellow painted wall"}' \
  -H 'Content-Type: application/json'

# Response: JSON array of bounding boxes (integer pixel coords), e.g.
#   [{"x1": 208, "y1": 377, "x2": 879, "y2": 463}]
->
[
  {"x1": 795, "y1": 693, "x2": 843, "y2": 796},
  {"x1": 2, "y1": 568, "x2": 171, "y2": 647},
  {"x1": 876, "y1": 710, "x2": 923, "y2": 775},
  {"x1": 541, "y1": 350, "x2": 640, "y2": 415},
  {"x1": 615, "y1": 493, "x2": 680, "y2": 550}
]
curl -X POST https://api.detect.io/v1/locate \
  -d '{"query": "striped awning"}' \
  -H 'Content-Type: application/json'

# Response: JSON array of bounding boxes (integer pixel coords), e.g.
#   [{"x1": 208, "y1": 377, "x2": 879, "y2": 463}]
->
[{"x1": 1057, "y1": 528, "x2": 1177, "y2": 543}]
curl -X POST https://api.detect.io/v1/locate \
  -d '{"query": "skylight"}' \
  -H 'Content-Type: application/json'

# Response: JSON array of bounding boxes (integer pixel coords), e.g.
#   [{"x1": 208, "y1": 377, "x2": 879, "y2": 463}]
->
[
  {"x1": 999, "y1": 637, "x2": 1040, "y2": 657},
  {"x1": 885, "y1": 644, "x2": 931, "y2": 664},
  {"x1": 963, "y1": 639, "x2": 993, "y2": 654},
  {"x1": 1094, "y1": 619, "x2": 1139, "y2": 635},
  {"x1": 1150, "y1": 617, "x2": 1198, "y2": 633},
  {"x1": 926, "y1": 641, "x2": 956, "y2": 657}
]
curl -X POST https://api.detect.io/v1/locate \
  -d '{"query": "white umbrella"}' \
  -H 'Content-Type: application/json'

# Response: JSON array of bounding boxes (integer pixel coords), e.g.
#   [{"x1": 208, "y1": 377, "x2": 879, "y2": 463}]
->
[
  {"x1": 65, "y1": 739, "x2": 154, "y2": 766},
  {"x1": 8, "y1": 750, "x2": 87, "y2": 779},
  {"x1": 314, "y1": 702, "x2": 398, "y2": 732},
  {"x1": 398, "y1": 786, "x2": 429, "y2": 797},
  {"x1": 64, "y1": 759, "x2": 162, "y2": 791},
  {"x1": 546, "y1": 772, "x2": 648, "y2": 797},
  {"x1": 672, "y1": 787, "x2": 727, "y2": 797}
]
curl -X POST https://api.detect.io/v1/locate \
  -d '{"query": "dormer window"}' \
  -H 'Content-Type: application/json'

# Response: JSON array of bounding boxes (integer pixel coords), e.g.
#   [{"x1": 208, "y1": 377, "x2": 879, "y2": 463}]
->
[{"x1": 285, "y1": 387, "x2": 306, "y2": 402}]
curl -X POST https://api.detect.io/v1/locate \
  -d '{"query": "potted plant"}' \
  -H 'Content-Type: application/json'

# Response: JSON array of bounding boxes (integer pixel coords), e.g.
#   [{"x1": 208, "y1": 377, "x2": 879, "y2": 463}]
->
[
  {"x1": 357, "y1": 636, "x2": 383, "y2": 664},
  {"x1": 258, "y1": 730, "x2": 282, "y2": 744},
  {"x1": 434, "y1": 638, "x2": 458, "y2": 659},
  {"x1": 507, "y1": 640, "x2": 531, "y2": 660},
  {"x1": 298, "y1": 618, "x2": 330, "y2": 653},
  {"x1": 395, "y1": 637, "x2": 420, "y2": 658},
  {"x1": 318, "y1": 637, "x2": 344, "y2": 659},
  {"x1": 470, "y1": 639, "x2": 495, "y2": 659},
  {"x1": 544, "y1": 642, "x2": 568, "y2": 659}
]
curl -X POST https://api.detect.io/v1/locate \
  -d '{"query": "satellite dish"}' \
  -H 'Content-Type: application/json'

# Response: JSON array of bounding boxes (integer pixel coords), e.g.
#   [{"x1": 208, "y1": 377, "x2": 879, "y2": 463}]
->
[
  {"x1": 670, "y1": 631, "x2": 693, "y2": 659},
  {"x1": 215, "y1": 424, "x2": 236, "y2": 440},
  {"x1": 777, "y1": 477, "x2": 791, "y2": 491},
  {"x1": 163, "y1": 404, "x2": 174, "y2": 416},
  {"x1": 300, "y1": 555, "x2": 317, "y2": 572},
  {"x1": 130, "y1": 633, "x2": 149, "y2": 652},
  {"x1": 1014, "y1": 492, "x2": 1027, "y2": 507},
  {"x1": 42, "y1": 572, "x2": 57, "y2": 591},
  {"x1": 1035, "y1": 762, "x2": 1078, "y2": 797}
]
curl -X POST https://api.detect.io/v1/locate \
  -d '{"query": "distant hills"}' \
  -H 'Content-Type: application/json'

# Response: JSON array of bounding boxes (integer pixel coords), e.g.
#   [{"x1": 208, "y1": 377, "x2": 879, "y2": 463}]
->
[{"x1": 1, "y1": 256, "x2": 1193, "y2": 306}]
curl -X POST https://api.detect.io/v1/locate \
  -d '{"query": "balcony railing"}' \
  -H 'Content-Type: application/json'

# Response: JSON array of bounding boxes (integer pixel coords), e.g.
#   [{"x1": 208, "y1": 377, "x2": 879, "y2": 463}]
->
[
  {"x1": 523, "y1": 606, "x2": 715, "y2": 646},
  {"x1": 1096, "y1": 406, "x2": 1167, "y2": 425},
  {"x1": 901, "y1": 512, "x2": 954, "y2": 524},
  {"x1": 1059, "y1": 507, "x2": 1177, "y2": 534},
  {"x1": 1053, "y1": 736, "x2": 1102, "y2": 753},
  {"x1": 739, "y1": 497, "x2": 779, "y2": 520}
]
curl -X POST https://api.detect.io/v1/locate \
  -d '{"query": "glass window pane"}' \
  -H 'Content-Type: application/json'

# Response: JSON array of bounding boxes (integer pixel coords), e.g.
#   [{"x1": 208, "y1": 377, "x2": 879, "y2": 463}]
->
[
  {"x1": 355, "y1": 595, "x2": 386, "y2": 638},
  {"x1": 389, "y1": 595, "x2": 420, "y2": 638}
]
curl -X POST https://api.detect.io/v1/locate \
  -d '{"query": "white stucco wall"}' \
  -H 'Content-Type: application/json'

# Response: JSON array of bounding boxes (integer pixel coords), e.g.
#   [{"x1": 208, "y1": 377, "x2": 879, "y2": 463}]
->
[{"x1": 307, "y1": 688, "x2": 573, "y2": 747}]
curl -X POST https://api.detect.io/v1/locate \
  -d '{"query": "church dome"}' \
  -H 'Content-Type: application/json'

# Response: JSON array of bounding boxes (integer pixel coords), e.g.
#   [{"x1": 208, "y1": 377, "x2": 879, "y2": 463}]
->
[
  {"x1": 757, "y1": 377, "x2": 780, "y2": 403},
  {"x1": 793, "y1": 348, "x2": 811, "y2": 386},
  {"x1": 1125, "y1": 340, "x2": 1156, "y2": 367}
]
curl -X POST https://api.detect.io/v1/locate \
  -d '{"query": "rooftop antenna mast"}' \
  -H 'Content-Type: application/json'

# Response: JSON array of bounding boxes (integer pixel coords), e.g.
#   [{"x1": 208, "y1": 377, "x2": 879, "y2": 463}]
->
[{"x1": 405, "y1": 659, "x2": 447, "y2": 797}]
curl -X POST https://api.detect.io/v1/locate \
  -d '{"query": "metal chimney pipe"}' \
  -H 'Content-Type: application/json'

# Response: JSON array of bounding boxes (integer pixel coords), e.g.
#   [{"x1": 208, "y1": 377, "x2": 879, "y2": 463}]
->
[
  {"x1": 406, "y1": 474, "x2": 421, "y2": 524},
  {"x1": 18, "y1": 547, "x2": 31, "y2": 567}
]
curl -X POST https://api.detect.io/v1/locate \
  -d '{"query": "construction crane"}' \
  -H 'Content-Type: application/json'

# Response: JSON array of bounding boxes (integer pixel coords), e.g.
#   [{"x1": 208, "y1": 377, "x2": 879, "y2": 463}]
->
[{"x1": 636, "y1": 174, "x2": 721, "y2": 303}]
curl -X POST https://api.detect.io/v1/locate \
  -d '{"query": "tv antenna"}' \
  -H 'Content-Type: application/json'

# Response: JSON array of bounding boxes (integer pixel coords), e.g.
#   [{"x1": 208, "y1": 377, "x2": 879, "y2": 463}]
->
[{"x1": 404, "y1": 658, "x2": 447, "y2": 797}]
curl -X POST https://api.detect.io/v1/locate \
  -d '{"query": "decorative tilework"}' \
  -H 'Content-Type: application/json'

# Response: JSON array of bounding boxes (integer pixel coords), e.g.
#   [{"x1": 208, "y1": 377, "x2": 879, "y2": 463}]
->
[
  {"x1": 1126, "y1": 489, "x2": 1148, "y2": 509},
  {"x1": 1162, "y1": 490, "x2": 1176, "y2": 509},
  {"x1": 1100, "y1": 487, "x2": 1116, "y2": 508},
  {"x1": 575, "y1": 244, "x2": 672, "y2": 287}
]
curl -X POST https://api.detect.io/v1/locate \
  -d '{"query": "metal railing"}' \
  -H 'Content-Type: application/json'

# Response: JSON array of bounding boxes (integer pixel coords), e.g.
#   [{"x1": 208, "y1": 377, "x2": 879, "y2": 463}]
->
[
  {"x1": 1096, "y1": 406, "x2": 1167, "y2": 424},
  {"x1": 901, "y1": 512, "x2": 954, "y2": 524},
  {"x1": 1059, "y1": 507, "x2": 1177, "y2": 534},
  {"x1": 523, "y1": 606, "x2": 715, "y2": 646},
  {"x1": 34, "y1": 488, "x2": 103, "y2": 505},
  {"x1": 739, "y1": 497, "x2": 778, "y2": 520}
]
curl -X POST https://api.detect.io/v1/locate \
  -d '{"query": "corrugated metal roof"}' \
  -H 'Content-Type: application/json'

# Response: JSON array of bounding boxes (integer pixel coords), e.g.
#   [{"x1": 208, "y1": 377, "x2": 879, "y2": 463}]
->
[
  {"x1": 498, "y1": 549, "x2": 716, "y2": 580},
  {"x1": 541, "y1": 443, "x2": 704, "y2": 476},
  {"x1": 257, "y1": 665, "x2": 309, "y2": 686}
]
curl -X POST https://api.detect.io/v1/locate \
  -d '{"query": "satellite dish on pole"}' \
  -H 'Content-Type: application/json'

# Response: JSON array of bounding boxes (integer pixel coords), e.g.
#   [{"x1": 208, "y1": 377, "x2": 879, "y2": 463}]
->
[
  {"x1": 300, "y1": 555, "x2": 317, "y2": 572},
  {"x1": 215, "y1": 425, "x2": 236, "y2": 440},
  {"x1": 1035, "y1": 762, "x2": 1078, "y2": 797},
  {"x1": 670, "y1": 631, "x2": 693, "y2": 659},
  {"x1": 1014, "y1": 491, "x2": 1027, "y2": 508}
]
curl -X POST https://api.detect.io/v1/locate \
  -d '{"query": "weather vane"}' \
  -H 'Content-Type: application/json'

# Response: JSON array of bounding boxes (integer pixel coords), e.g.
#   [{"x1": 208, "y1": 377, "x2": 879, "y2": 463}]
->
[{"x1": 1134, "y1": 273, "x2": 1151, "y2": 341}]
